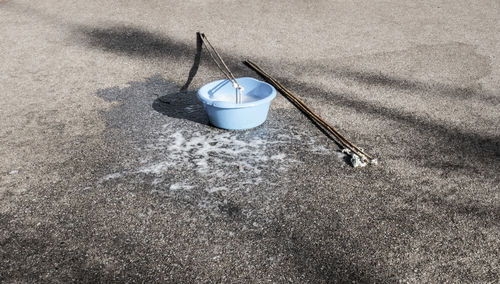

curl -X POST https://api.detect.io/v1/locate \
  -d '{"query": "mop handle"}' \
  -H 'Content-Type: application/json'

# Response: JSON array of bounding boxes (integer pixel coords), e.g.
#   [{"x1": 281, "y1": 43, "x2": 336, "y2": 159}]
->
[
  {"x1": 245, "y1": 59, "x2": 376, "y2": 165},
  {"x1": 198, "y1": 33, "x2": 243, "y2": 103}
]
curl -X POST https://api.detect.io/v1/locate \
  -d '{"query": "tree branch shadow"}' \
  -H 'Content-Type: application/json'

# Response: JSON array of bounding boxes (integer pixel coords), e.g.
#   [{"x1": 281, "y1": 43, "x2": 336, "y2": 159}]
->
[
  {"x1": 84, "y1": 23, "x2": 499, "y2": 218},
  {"x1": 77, "y1": 24, "x2": 499, "y2": 280},
  {"x1": 276, "y1": 78, "x2": 499, "y2": 174}
]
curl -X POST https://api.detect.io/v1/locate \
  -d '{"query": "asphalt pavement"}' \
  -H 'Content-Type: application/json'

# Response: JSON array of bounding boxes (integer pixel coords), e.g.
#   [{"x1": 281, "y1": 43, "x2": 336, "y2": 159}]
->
[{"x1": 1, "y1": 0, "x2": 499, "y2": 282}]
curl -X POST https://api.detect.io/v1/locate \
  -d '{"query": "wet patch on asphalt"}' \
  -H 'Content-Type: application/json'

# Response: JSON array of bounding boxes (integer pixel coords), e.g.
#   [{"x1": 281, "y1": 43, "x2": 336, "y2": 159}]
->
[{"x1": 96, "y1": 75, "x2": 340, "y2": 217}]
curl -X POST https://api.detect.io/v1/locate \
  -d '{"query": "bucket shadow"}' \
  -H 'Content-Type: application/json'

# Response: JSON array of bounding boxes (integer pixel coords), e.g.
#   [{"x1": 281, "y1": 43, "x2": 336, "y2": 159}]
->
[
  {"x1": 96, "y1": 75, "x2": 209, "y2": 128},
  {"x1": 152, "y1": 91, "x2": 208, "y2": 125}
]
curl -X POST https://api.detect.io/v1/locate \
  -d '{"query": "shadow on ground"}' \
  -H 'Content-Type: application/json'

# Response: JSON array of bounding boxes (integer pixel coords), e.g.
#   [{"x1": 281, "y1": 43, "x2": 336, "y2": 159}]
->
[
  {"x1": 281, "y1": 78, "x2": 499, "y2": 173},
  {"x1": 76, "y1": 24, "x2": 499, "y2": 169},
  {"x1": 77, "y1": 26, "x2": 191, "y2": 59},
  {"x1": 71, "y1": 24, "x2": 500, "y2": 282},
  {"x1": 76, "y1": 25, "x2": 257, "y2": 82},
  {"x1": 96, "y1": 75, "x2": 209, "y2": 132},
  {"x1": 0, "y1": 3, "x2": 498, "y2": 282},
  {"x1": 152, "y1": 90, "x2": 207, "y2": 125}
]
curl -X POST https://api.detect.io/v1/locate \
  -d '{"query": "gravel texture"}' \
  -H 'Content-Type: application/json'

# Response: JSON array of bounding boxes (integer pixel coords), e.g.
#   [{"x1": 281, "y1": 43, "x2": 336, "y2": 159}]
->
[{"x1": 1, "y1": 0, "x2": 499, "y2": 282}]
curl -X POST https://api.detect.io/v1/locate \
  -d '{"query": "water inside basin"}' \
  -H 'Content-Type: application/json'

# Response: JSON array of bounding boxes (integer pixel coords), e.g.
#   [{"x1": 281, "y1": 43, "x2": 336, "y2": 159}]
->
[{"x1": 197, "y1": 77, "x2": 276, "y2": 130}]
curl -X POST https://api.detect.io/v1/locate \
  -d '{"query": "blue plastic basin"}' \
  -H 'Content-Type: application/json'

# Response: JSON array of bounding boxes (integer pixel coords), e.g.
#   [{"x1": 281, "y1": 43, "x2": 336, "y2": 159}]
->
[{"x1": 197, "y1": 77, "x2": 276, "y2": 130}]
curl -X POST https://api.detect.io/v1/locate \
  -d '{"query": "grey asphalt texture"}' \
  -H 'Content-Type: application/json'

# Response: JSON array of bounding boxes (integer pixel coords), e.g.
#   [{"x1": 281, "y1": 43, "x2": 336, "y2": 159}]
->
[{"x1": 1, "y1": 0, "x2": 499, "y2": 282}]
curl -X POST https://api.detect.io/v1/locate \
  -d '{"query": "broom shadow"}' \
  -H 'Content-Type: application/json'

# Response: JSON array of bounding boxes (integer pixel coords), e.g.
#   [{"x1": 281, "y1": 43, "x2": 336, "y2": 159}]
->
[{"x1": 180, "y1": 32, "x2": 203, "y2": 92}]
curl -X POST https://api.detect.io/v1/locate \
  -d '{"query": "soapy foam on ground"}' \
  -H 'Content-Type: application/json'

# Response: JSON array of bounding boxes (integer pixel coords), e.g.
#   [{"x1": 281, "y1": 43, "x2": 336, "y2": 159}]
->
[
  {"x1": 169, "y1": 182, "x2": 195, "y2": 191},
  {"x1": 140, "y1": 130, "x2": 288, "y2": 177},
  {"x1": 101, "y1": 127, "x2": 332, "y2": 192}
]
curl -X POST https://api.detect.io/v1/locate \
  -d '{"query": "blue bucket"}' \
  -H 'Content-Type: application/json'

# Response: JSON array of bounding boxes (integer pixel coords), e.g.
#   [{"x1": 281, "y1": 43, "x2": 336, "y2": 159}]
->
[{"x1": 197, "y1": 77, "x2": 276, "y2": 130}]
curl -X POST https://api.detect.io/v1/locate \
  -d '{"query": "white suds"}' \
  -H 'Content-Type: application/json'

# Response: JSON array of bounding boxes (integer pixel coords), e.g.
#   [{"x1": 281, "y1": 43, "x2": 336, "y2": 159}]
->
[
  {"x1": 270, "y1": 153, "x2": 286, "y2": 161},
  {"x1": 138, "y1": 161, "x2": 173, "y2": 175},
  {"x1": 102, "y1": 172, "x2": 122, "y2": 180},
  {"x1": 169, "y1": 182, "x2": 194, "y2": 191},
  {"x1": 341, "y1": 148, "x2": 377, "y2": 168},
  {"x1": 140, "y1": 131, "x2": 288, "y2": 176},
  {"x1": 350, "y1": 154, "x2": 368, "y2": 168},
  {"x1": 99, "y1": 128, "x2": 336, "y2": 189}
]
